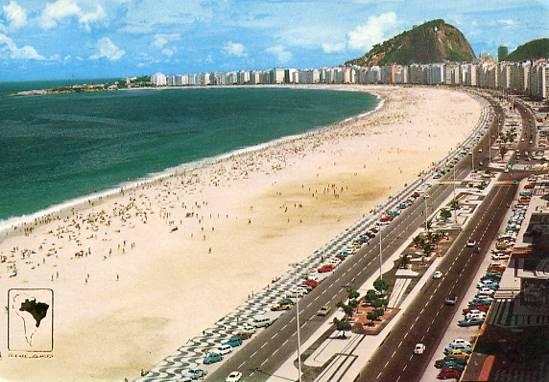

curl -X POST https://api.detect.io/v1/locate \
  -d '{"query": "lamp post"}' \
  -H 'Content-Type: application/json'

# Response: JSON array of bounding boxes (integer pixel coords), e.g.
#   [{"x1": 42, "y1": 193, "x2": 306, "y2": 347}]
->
[
  {"x1": 379, "y1": 227, "x2": 383, "y2": 281},
  {"x1": 453, "y1": 165, "x2": 457, "y2": 224},
  {"x1": 296, "y1": 297, "x2": 302, "y2": 382},
  {"x1": 424, "y1": 194, "x2": 430, "y2": 232}
]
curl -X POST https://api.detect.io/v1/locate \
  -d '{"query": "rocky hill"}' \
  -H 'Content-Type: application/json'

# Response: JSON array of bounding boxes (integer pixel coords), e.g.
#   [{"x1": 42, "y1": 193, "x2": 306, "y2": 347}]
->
[
  {"x1": 346, "y1": 19, "x2": 476, "y2": 66},
  {"x1": 506, "y1": 38, "x2": 549, "y2": 62}
]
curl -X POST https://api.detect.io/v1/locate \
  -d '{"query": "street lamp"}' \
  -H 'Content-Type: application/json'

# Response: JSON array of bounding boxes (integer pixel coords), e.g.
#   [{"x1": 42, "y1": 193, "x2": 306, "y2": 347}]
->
[
  {"x1": 423, "y1": 194, "x2": 430, "y2": 232},
  {"x1": 453, "y1": 165, "x2": 458, "y2": 224},
  {"x1": 379, "y1": 227, "x2": 383, "y2": 281},
  {"x1": 296, "y1": 295, "x2": 302, "y2": 382}
]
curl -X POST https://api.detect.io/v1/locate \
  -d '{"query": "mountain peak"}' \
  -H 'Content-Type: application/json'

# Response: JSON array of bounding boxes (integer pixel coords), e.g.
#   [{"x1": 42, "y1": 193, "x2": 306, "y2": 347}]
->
[{"x1": 345, "y1": 19, "x2": 476, "y2": 66}]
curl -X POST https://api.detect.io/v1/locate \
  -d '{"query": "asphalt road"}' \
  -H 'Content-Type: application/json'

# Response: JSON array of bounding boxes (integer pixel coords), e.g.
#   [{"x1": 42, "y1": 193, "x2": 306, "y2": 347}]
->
[
  {"x1": 355, "y1": 95, "x2": 538, "y2": 382},
  {"x1": 206, "y1": 91, "x2": 497, "y2": 382}
]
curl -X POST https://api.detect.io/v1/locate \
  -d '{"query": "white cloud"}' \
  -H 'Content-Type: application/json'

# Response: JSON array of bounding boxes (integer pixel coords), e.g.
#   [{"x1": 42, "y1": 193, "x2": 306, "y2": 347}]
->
[
  {"x1": 152, "y1": 33, "x2": 180, "y2": 48},
  {"x1": 266, "y1": 45, "x2": 292, "y2": 64},
  {"x1": 223, "y1": 41, "x2": 246, "y2": 57},
  {"x1": 347, "y1": 12, "x2": 398, "y2": 51},
  {"x1": 322, "y1": 42, "x2": 345, "y2": 54},
  {"x1": 0, "y1": 33, "x2": 44, "y2": 60},
  {"x1": 78, "y1": 5, "x2": 106, "y2": 31},
  {"x1": 40, "y1": 0, "x2": 106, "y2": 30},
  {"x1": 3, "y1": 1, "x2": 27, "y2": 29},
  {"x1": 161, "y1": 47, "x2": 175, "y2": 57},
  {"x1": 90, "y1": 37, "x2": 125, "y2": 61},
  {"x1": 497, "y1": 19, "x2": 515, "y2": 26},
  {"x1": 151, "y1": 33, "x2": 180, "y2": 57}
]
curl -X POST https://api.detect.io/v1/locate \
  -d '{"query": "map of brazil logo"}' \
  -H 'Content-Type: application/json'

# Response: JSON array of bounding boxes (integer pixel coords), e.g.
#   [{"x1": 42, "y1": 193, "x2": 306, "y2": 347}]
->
[{"x1": 8, "y1": 288, "x2": 54, "y2": 352}]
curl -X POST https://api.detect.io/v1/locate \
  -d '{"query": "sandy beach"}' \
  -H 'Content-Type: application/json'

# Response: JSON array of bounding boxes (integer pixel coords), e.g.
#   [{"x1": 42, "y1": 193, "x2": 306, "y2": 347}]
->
[{"x1": 0, "y1": 85, "x2": 482, "y2": 381}]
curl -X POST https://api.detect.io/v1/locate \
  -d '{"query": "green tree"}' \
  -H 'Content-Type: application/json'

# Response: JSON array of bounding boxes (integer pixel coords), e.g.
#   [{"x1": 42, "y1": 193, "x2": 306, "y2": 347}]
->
[
  {"x1": 373, "y1": 278, "x2": 388, "y2": 294},
  {"x1": 399, "y1": 253, "x2": 411, "y2": 269},
  {"x1": 423, "y1": 242, "x2": 433, "y2": 256},
  {"x1": 347, "y1": 287, "x2": 360, "y2": 300},
  {"x1": 372, "y1": 297, "x2": 384, "y2": 312},
  {"x1": 366, "y1": 310, "x2": 379, "y2": 325},
  {"x1": 439, "y1": 208, "x2": 451, "y2": 221},
  {"x1": 337, "y1": 301, "x2": 353, "y2": 317},
  {"x1": 365, "y1": 289, "x2": 378, "y2": 304},
  {"x1": 333, "y1": 318, "x2": 352, "y2": 338},
  {"x1": 450, "y1": 199, "x2": 460, "y2": 211},
  {"x1": 413, "y1": 235, "x2": 425, "y2": 248}
]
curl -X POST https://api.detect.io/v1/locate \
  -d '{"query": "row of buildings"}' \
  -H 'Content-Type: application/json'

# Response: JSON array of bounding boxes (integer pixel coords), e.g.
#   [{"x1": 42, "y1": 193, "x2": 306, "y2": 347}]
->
[{"x1": 148, "y1": 59, "x2": 549, "y2": 100}]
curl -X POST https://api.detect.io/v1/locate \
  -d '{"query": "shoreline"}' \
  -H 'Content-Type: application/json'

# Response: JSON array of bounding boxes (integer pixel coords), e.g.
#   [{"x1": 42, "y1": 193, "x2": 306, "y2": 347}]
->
[
  {"x1": 0, "y1": 85, "x2": 383, "y2": 239},
  {"x1": 0, "y1": 85, "x2": 483, "y2": 381}
]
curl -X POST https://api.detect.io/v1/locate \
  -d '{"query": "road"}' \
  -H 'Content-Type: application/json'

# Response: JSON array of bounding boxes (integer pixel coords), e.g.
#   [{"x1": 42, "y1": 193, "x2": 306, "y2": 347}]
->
[
  {"x1": 206, "y1": 90, "x2": 496, "y2": 382},
  {"x1": 354, "y1": 94, "x2": 538, "y2": 382}
]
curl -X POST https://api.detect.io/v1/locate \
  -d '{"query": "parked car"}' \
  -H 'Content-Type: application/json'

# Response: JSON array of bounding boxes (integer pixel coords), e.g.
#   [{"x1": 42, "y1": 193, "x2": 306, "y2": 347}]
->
[
  {"x1": 465, "y1": 312, "x2": 487, "y2": 321},
  {"x1": 434, "y1": 357, "x2": 467, "y2": 368},
  {"x1": 445, "y1": 349, "x2": 470, "y2": 359},
  {"x1": 217, "y1": 344, "x2": 233, "y2": 355},
  {"x1": 317, "y1": 264, "x2": 336, "y2": 273},
  {"x1": 458, "y1": 317, "x2": 485, "y2": 327},
  {"x1": 271, "y1": 302, "x2": 292, "y2": 311},
  {"x1": 477, "y1": 287, "x2": 496, "y2": 296},
  {"x1": 413, "y1": 343, "x2": 426, "y2": 355},
  {"x1": 450, "y1": 338, "x2": 472, "y2": 347},
  {"x1": 492, "y1": 253, "x2": 510, "y2": 260},
  {"x1": 239, "y1": 324, "x2": 256, "y2": 334},
  {"x1": 437, "y1": 368, "x2": 462, "y2": 380},
  {"x1": 317, "y1": 304, "x2": 331, "y2": 317},
  {"x1": 444, "y1": 343, "x2": 472, "y2": 354},
  {"x1": 225, "y1": 371, "x2": 243, "y2": 382},
  {"x1": 184, "y1": 368, "x2": 208, "y2": 380},
  {"x1": 252, "y1": 315, "x2": 273, "y2": 328},
  {"x1": 223, "y1": 337, "x2": 243, "y2": 347},
  {"x1": 203, "y1": 352, "x2": 223, "y2": 365}
]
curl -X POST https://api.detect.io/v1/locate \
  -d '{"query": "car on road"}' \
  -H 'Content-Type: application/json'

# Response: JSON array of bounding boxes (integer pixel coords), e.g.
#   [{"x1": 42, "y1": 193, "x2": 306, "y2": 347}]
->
[
  {"x1": 477, "y1": 287, "x2": 496, "y2": 296},
  {"x1": 437, "y1": 368, "x2": 462, "y2": 380},
  {"x1": 317, "y1": 264, "x2": 336, "y2": 273},
  {"x1": 217, "y1": 344, "x2": 233, "y2": 355},
  {"x1": 458, "y1": 317, "x2": 485, "y2": 327},
  {"x1": 492, "y1": 253, "x2": 510, "y2": 260},
  {"x1": 433, "y1": 271, "x2": 443, "y2": 279},
  {"x1": 450, "y1": 338, "x2": 472, "y2": 347},
  {"x1": 465, "y1": 311, "x2": 487, "y2": 321},
  {"x1": 413, "y1": 343, "x2": 426, "y2": 355},
  {"x1": 223, "y1": 337, "x2": 243, "y2": 347},
  {"x1": 239, "y1": 324, "x2": 256, "y2": 334},
  {"x1": 225, "y1": 371, "x2": 243, "y2": 382},
  {"x1": 252, "y1": 315, "x2": 273, "y2": 328},
  {"x1": 184, "y1": 368, "x2": 208, "y2": 380},
  {"x1": 271, "y1": 302, "x2": 292, "y2": 311},
  {"x1": 466, "y1": 240, "x2": 476, "y2": 247},
  {"x1": 317, "y1": 304, "x2": 331, "y2": 317},
  {"x1": 434, "y1": 356, "x2": 468, "y2": 368},
  {"x1": 445, "y1": 296, "x2": 458, "y2": 305},
  {"x1": 203, "y1": 352, "x2": 223, "y2": 365},
  {"x1": 445, "y1": 349, "x2": 470, "y2": 359},
  {"x1": 444, "y1": 343, "x2": 472, "y2": 354}
]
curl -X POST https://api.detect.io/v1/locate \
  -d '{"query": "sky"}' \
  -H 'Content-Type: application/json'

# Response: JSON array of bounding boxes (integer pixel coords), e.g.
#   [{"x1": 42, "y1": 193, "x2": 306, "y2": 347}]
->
[{"x1": 0, "y1": 0, "x2": 547, "y2": 81}]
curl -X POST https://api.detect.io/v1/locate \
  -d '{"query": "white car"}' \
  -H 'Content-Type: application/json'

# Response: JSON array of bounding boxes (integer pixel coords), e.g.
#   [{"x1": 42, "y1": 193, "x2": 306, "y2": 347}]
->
[
  {"x1": 225, "y1": 371, "x2": 243, "y2": 382},
  {"x1": 240, "y1": 324, "x2": 256, "y2": 334},
  {"x1": 492, "y1": 253, "x2": 510, "y2": 260},
  {"x1": 413, "y1": 343, "x2": 426, "y2": 355},
  {"x1": 433, "y1": 271, "x2": 443, "y2": 279},
  {"x1": 450, "y1": 338, "x2": 472, "y2": 348},
  {"x1": 478, "y1": 288, "x2": 496, "y2": 296},
  {"x1": 466, "y1": 240, "x2": 476, "y2": 247},
  {"x1": 466, "y1": 311, "x2": 487, "y2": 320},
  {"x1": 217, "y1": 344, "x2": 233, "y2": 355}
]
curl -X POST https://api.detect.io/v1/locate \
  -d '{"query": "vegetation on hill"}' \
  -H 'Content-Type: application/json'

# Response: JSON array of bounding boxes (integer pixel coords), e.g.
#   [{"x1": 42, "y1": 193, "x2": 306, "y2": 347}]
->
[
  {"x1": 345, "y1": 19, "x2": 476, "y2": 66},
  {"x1": 506, "y1": 38, "x2": 549, "y2": 61}
]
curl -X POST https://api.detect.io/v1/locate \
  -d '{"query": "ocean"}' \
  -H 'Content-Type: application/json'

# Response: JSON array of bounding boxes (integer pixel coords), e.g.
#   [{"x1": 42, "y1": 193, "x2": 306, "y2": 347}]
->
[{"x1": 0, "y1": 82, "x2": 378, "y2": 223}]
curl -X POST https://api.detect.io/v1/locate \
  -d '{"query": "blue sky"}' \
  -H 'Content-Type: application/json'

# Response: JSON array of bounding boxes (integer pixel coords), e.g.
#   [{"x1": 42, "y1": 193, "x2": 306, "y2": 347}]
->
[{"x1": 0, "y1": 0, "x2": 547, "y2": 81}]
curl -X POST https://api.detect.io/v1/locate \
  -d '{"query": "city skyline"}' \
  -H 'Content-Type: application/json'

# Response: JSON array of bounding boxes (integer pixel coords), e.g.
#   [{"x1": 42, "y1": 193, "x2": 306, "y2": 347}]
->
[{"x1": 0, "y1": 0, "x2": 548, "y2": 81}]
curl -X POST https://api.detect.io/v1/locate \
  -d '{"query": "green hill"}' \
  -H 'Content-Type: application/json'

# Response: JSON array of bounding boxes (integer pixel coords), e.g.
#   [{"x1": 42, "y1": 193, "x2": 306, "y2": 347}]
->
[
  {"x1": 346, "y1": 19, "x2": 476, "y2": 66},
  {"x1": 506, "y1": 38, "x2": 549, "y2": 61}
]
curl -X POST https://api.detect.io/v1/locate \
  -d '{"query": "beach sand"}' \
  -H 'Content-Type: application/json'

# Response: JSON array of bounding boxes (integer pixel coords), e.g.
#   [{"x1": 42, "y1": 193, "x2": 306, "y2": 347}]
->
[{"x1": 0, "y1": 85, "x2": 482, "y2": 381}]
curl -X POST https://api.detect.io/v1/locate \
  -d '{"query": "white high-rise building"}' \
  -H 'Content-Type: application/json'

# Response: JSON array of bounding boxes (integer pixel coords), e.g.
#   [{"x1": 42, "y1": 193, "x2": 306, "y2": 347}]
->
[{"x1": 151, "y1": 72, "x2": 167, "y2": 86}]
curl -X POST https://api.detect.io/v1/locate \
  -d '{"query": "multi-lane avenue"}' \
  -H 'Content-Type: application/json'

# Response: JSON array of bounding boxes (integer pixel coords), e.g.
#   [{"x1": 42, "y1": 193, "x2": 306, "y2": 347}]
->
[{"x1": 207, "y1": 90, "x2": 501, "y2": 382}]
